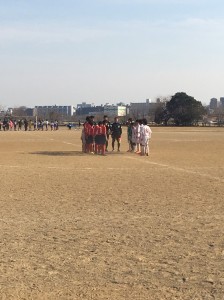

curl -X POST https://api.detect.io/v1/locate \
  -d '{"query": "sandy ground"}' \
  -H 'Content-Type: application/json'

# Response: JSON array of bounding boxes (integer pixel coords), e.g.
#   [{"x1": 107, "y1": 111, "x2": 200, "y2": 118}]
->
[{"x1": 0, "y1": 126, "x2": 224, "y2": 300}]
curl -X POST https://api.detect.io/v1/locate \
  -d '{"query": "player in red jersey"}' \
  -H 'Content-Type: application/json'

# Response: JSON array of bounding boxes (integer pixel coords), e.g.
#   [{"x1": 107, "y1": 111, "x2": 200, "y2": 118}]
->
[
  {"x1": 94, "y1": 123, "x2": 100, "y2": 154},
  {"x1": 85, "y1": 119, "x2": 94, "y2": 154},
  {"x1": 97, "y1": 121, "x2": 107, "y2": 155}
]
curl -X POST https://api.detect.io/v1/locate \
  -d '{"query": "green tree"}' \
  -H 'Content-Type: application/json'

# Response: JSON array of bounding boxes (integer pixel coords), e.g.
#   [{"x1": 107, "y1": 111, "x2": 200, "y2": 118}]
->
[{"x1": 166, "y1": 92, "x2": 205, "y2": 126}]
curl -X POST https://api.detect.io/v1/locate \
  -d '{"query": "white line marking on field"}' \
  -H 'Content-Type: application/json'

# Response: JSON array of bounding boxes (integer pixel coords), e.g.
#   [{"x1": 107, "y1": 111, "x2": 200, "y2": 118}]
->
[
  {"x1": 0, "y1": 165, "x2": 22, "y2": 168},
  {"x1": 158, "y1": 139, "x2": 210, "y2": 142},
  {"x1": 47, "y1": 166, "x2": 93, "y2": 170},
  {"x1": 125, "y1": 156, "x2": 224, "y2": 183},
  {"x1": 49, "y1": 138, "x2": 80, "y2": 147},
  {"x1": 62, "y1": 141, "x2": 79, "y2": 146}
]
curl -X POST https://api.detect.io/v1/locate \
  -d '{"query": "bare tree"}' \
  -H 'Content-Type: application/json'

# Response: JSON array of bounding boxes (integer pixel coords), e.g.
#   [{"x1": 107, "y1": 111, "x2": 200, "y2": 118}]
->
[
  {"x1": 215, "y1": 106, "x2": 224, "y2": 126},
  {"x1": 13, "y1": 106, "x2": 28, "y2": 117}
]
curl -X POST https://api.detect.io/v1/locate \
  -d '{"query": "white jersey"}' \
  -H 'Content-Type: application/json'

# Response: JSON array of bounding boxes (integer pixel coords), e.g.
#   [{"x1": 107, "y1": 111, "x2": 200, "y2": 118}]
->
[
  {"x1": 140, "y1": 125, "x2": 152, "y2": 146},
  {"x1": 132, "y1": 125, "x2": 140, "y2": 143},
  {"x1": 135, "y1": 124, "x2": 141, "y2": 143},
  {"x1": 143, "y1": 125, "x2": 152, "y2": 139},
  {"x1": 140, "y1": 124, "x2": 144, "y2": 139}
]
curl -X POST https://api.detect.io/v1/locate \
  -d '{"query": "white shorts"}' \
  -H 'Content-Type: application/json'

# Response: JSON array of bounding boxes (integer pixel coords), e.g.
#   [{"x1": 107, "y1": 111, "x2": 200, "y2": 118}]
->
[{"x1": 141, "y1": 137, "x2": 149, "y2": 146}]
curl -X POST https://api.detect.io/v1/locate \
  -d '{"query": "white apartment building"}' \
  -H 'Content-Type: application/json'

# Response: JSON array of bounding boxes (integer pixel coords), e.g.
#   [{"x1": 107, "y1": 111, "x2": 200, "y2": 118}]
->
[{"x1": 104, "y1": 105, "x2": 127, "y2": 117}]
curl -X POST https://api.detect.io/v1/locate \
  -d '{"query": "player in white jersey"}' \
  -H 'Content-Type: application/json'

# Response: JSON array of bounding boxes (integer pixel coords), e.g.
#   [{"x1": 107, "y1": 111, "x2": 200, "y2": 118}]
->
[
  {"x1": 140, "y1": 119, "x2": 152, "y2": 156},
  {"x1": 139, "y1": 120, "x2": 144, "y2": 153},
  {"x1": 134, "y1": 120, "x2": 141, "y2": 153}
]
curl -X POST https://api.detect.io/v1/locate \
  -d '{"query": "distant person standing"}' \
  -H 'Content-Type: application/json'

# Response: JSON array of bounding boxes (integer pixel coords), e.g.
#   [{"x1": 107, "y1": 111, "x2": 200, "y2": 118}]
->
[
  {"x1": 103, "y1": 115, "x2": 111, "y2": 152},
  {"x1": 140, "y1": 119, "x2": 152, "y2": 156},
  {"x1": 85, "y1": 118, "x2": 94, "y2": 154},
  {"x1": 54, "y1": 120, "x2": 59, "y2": 130},
  {"x1": 98, "y1": 121, "x2": 107, "y2": 155},
  {"x1": 34, "y1": 120, "x2": 37, "y2": 130},
  {"x1": 18, "y1": 119, "x2": 22, "y2": 131},
  {"x1": 28, "y1": 120, "x2": 32, "y2": 131},
  {"x1": 3, "y1": 119, "x2": 8, "y2": 131},
  {"x1": 14, "y1": 120, "x2": 17, "y2": 131},
  {"x1": 24, "y1": 119, "x2": 28, "y2": 131},
  {"x1": 127, "y1": 118, "x2": 133, "y2": 152},
  {"x1": 45, "y1": 119, "x2": 49, "y2": 130},
  {"x1": 9, "y1": 120, "x2": 13, "y2": 130},
  {"x1": 111, "y1": 117, "x2": 122, "y2": 152},
  {"x1": 50, "y1": 121, "x2": 54, "y2": 131},
  {"x1": 135, "y1": 119, "x2": 141, "y2": 153}
]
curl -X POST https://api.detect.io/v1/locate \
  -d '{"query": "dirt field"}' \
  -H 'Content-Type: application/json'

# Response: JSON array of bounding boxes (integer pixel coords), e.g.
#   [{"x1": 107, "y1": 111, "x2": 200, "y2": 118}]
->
[{"x1": 0, "y1": 127, "x2": 224, "y2": 300}]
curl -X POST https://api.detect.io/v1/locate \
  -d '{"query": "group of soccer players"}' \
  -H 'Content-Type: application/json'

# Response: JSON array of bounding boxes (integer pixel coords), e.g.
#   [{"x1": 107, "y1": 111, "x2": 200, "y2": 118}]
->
[
  {"x1": 81, "y1": 115, "x2": 122, "y2": 155},
  {"x1": 127, "y1": 118, "x2": 152, "y2": 156},
  {"x1": 81, "y1": 115, "x2": 152, "y2": 156}
]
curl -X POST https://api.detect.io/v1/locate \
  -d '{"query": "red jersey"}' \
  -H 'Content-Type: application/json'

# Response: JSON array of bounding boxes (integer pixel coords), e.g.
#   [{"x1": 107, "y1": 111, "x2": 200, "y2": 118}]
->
[
  {"x1": 98, "y1": 125, "x2": 106, "y2": 135},
  {"x1": 84, "y1": 123, "x2": 94, "y2": 136},
  {"x1": 94, "y1": 125, "x2": 99, "y2": 136},
  {"x1": 84, "y1": 122, "x2": 90, "y2": 135}
]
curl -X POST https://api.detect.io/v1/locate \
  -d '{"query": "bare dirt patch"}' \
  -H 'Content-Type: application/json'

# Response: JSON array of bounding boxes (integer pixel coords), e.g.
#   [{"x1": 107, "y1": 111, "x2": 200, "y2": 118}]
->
[{"x1": 0, "y1": 127, "x2": 224, "y2": 299}]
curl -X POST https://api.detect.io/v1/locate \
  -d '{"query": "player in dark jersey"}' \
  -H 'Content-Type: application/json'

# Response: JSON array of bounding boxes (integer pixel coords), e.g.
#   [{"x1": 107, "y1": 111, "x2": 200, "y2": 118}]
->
[
  {"x1": 111, "y1": 117, "x2": 122, "y2": 152},
  {"x1": 103, "y1": 115, "x2": 111, "y2": 152}
]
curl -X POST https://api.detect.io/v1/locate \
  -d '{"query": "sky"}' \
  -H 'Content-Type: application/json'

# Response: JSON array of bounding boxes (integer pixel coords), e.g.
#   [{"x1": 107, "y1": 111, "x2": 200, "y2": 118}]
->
[{"x1": 0, "y1": 0, "x2": 224, "y2": 108}]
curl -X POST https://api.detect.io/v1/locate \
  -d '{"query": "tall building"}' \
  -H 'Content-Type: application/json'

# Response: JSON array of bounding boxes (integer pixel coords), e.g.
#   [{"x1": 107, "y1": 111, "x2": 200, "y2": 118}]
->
[
  {"x1": 220, "y1": 97, "x2": 224, "y2": 108},
  {"x1": 209, "y1": 98, "x2": 218, "y2": 110}
]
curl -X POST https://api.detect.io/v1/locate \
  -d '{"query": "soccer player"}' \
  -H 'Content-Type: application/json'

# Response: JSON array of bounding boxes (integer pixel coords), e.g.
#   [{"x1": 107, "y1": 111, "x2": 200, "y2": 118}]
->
[
  {"x1": 83, "y1": 116, "x2": 90, "y2": 152},
  {"x1": 94, "y1": 122, "x2": 100, "y2": 154},
  {"x1": 111, "y1": 117, "x2": 122, "y2": 152},
  {"x1": 135, "y1": 119, "x2": 141, "y2": 154},
  {"x1": 140, "y1": 119, "x2": 152, "y2": 156},
  {"x1": 131, "y1": 120, "x2": 138, "y2": 153},
  {"x1": 95, "y1": 121, "x2": 107, "y2": 155},
  {"x1": 85, "y1": 118, "x2": 94, "y2": 154},
  {"x1": 103, "y1": 115, "x2": 111, "y2": 152},
  {"x1": 81, "y1": 124, "x2": 86, "y2": 153},
  {"x1": 127, "y1": 118, "x2": 133, "y2": 152}
]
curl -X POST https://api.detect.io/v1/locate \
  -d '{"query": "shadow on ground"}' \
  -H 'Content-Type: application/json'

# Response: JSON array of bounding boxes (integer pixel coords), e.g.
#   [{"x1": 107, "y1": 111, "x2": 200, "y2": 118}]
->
[
  {"x1": 29, "y1": 151, "x2": 126, "y2": 156},
  {"x1": 29, "y1": 151, "x2": 84, "y2": 156}
]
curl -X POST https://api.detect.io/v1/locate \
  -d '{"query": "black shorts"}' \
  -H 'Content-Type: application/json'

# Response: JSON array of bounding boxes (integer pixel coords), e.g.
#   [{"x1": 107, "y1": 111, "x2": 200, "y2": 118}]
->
[
  {"x1": 86, "y1": 135, "x2": 93, "y2": 144},
  {"x1": 95, "y1": 135, "x2": 100, "y2": 145},
  {"x1": 112, "y1": 135, "x2": 121, "y2": 141},
  {"x1": 98, "y1": 135, "x2": 106, "y2": 145}
]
